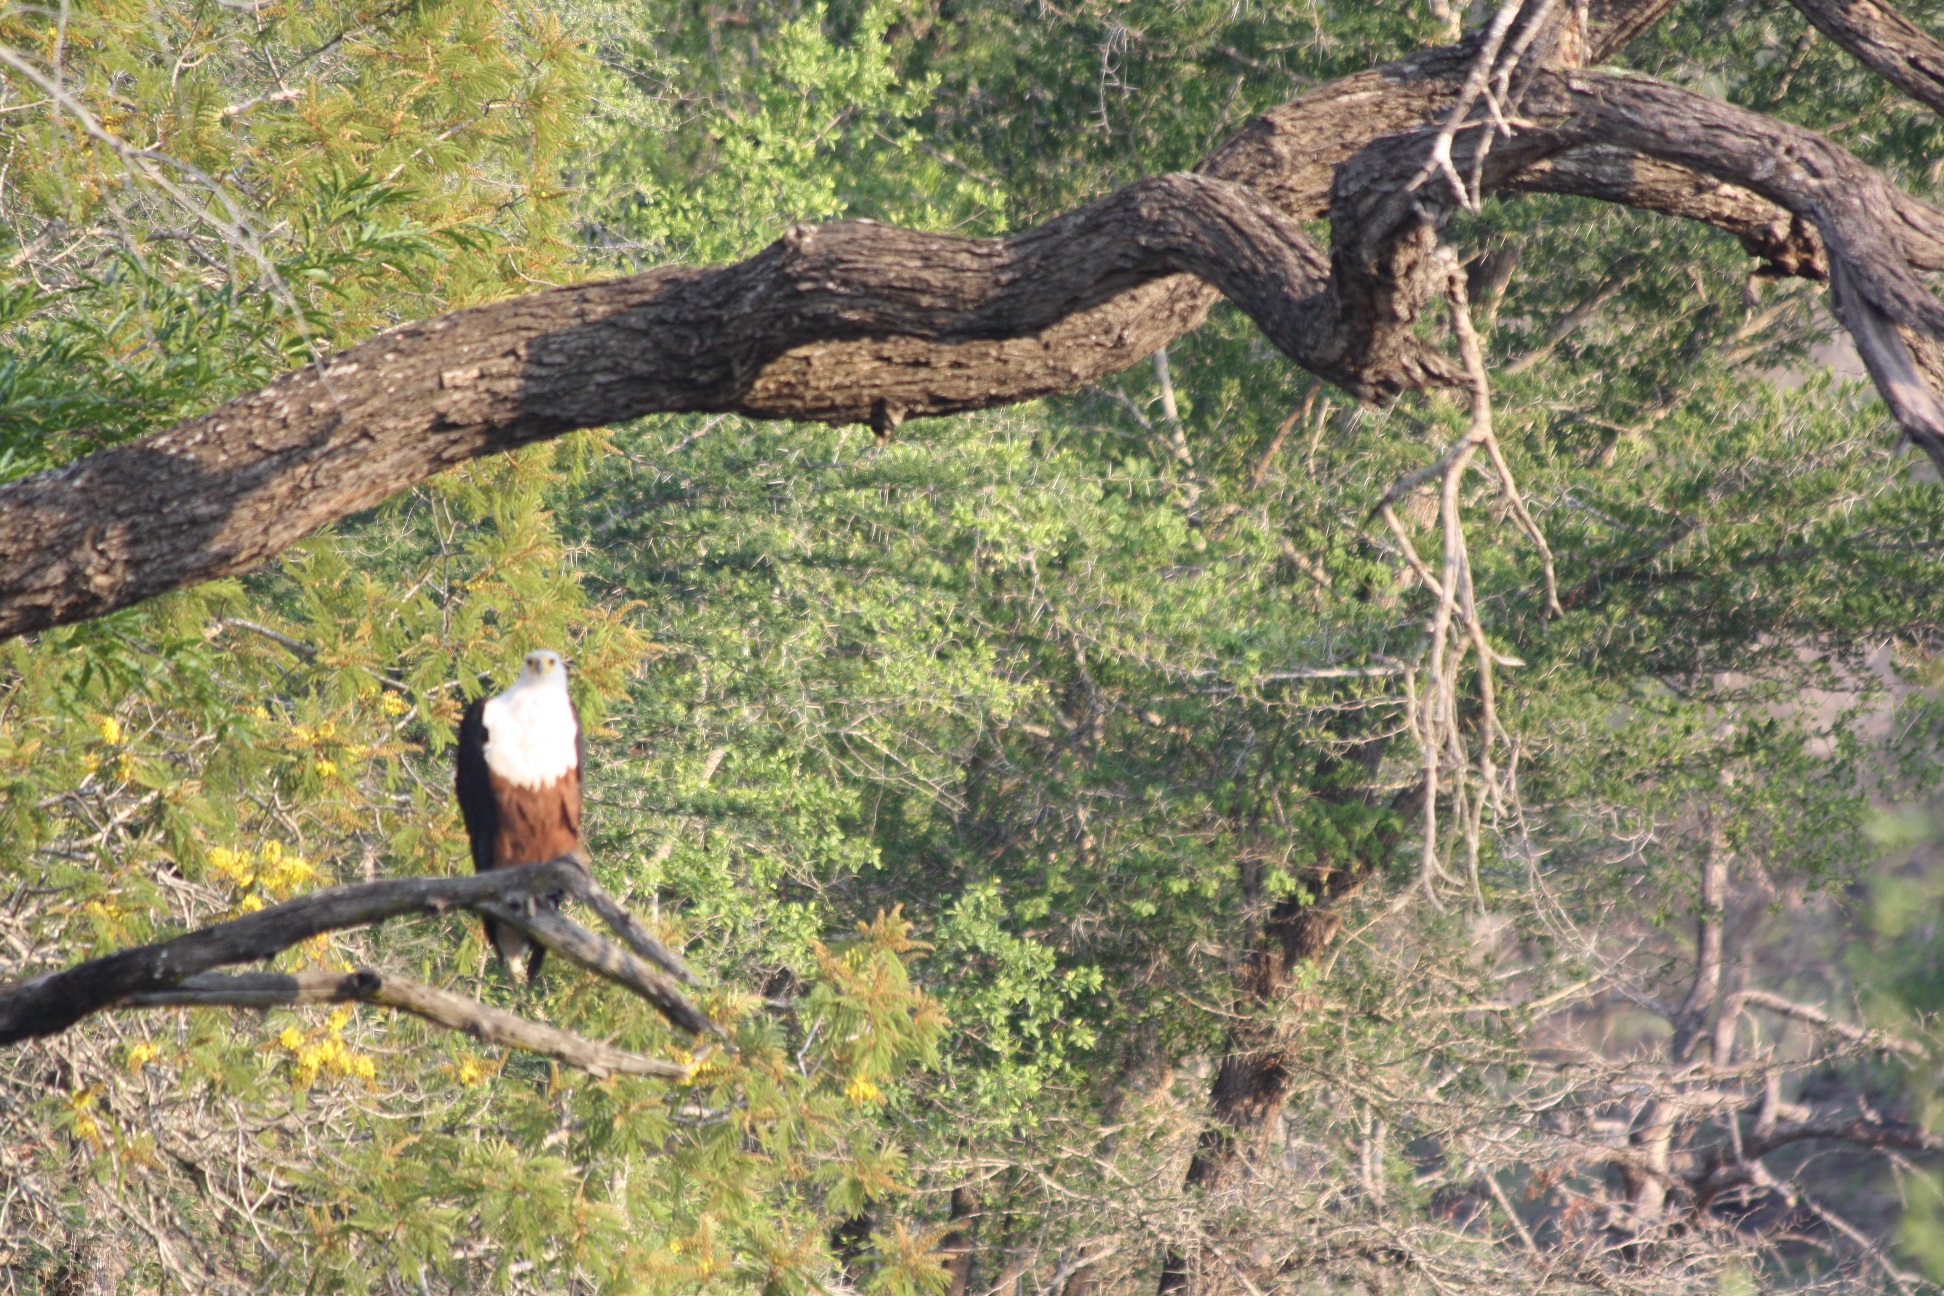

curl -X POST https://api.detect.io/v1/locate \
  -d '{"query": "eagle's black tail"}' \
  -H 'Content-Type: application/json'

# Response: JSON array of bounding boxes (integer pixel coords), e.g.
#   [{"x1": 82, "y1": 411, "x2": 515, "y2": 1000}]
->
[{"x1": 484, "y1": 893, "x2": 560, "y2": 983}]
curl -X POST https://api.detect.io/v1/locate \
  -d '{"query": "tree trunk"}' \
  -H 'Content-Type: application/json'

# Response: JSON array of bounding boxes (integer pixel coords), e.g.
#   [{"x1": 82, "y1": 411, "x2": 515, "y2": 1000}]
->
[{"x1": 1158, "y1": 778, "x2": 1418, "y2": 1296}]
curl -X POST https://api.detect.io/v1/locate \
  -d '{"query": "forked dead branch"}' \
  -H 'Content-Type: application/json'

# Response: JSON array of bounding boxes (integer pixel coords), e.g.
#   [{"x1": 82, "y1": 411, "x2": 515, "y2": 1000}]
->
[{"x1": 0, "y1": 855, "x2": 721, "y2": 1079}]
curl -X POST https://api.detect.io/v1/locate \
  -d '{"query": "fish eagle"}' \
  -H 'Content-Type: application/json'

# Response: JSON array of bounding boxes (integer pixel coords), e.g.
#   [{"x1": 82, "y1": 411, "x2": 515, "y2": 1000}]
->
[{"x1": 455, "y1": 649, "x2": 584, "y2": 980}]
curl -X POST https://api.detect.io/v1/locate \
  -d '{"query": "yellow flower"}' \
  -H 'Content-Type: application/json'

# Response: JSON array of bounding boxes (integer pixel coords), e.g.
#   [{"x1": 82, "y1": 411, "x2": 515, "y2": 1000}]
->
[
  {"x1": 125, "y1": 1041, "x2": 159, "y2": 1072},
  {"x1": 237, "y1": 893, "x2": 265, "y2": 914},
  {"x1": 351, "y1": 1055, "x2": 376, "y2": 1082},
  {"x1": 314, "y1": 758, "x2": 338, "y2": 779},
  {"x1": 289, "y1": 725, "x2": 314, "y2": 744},
  {"x1": 381, "y1": 692, "x2": 409, "y2": 716},
  {"x1": 326, "y1": 1006, "x2": 352, "y2": 1032},
  {"x1": 256, "y1": 842, "x2": 317, "y2": 896},
  {"x1": 251, "y1": 705, "x2": 272, "y2": 721},
  {"x1": 454, "y1": 1055, "x2": 489, "y2": 1086},
  {"x1": 95, "y1": 715, "x2": 121, "y2": 745},
  {"x1": 843, "y1": 1074, "x2": 883, "y2": 1105},
  {"x1": 114, "y1": 752, "x2": 136, "y2": 783},
  {"x1": 207, "y1": 846, "x2": 254, "y2": 887},
  {"x1": 67, "y1": 1088, "x2": 103, "y2": 1147},
  {"x1": 315, "y1": 721, "x2": 336, "y2": 741},
  {"x1": 278, "y1": 1027, "x2": 304, "y2": 1052}
]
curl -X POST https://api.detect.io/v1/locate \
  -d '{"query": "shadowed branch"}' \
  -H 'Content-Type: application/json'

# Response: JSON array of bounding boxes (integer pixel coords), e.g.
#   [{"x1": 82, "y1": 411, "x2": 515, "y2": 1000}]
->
[{"x1": 0, "y1": 855, "x2": 720, "y2": 1072}]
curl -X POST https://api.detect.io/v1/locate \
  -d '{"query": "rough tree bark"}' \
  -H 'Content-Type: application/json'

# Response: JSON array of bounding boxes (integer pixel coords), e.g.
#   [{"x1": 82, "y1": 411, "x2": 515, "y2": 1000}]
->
[
  {"x1": 1156, "y1": 775, "x2": 1419, "y2": 1296},
  {"x1": 5, "y1": 0, "x2": 1944, "y2": 641}
]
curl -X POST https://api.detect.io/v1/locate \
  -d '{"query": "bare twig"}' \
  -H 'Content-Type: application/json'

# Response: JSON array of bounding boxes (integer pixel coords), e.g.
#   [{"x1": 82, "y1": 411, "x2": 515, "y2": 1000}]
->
[{"x1": 1731, "y1": 988, "x2": 1927, "y2": 1059}]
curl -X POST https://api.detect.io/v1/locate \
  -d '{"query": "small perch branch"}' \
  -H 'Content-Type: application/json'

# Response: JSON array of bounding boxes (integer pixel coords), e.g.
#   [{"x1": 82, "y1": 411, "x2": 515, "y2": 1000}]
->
[
  {"x1": 124, "y1": 969, "x2": 691, "y2": 1079},
  {"x1": 0, "y1": 856, "x2": 717, "y2": 1055}
]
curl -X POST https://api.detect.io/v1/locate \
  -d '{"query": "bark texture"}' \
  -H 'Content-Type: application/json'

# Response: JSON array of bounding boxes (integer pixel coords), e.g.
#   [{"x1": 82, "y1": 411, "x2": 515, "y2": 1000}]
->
[
  {"x1": 1156, "y1": 778, "x2": 1420, "y2": 1296},
  {"x1": 10, "y1": 1, "x2": 1944, "y2": 638},
  {"x1": 1788, "y1": 0, "x2": 1944, "y2": 116}
]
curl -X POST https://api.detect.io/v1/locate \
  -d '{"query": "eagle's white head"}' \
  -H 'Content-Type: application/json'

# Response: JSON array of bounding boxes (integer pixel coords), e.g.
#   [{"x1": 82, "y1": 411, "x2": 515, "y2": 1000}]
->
[
  {"x1": 482, "y1": 649, "x2": 578, "y2": 789},
  {"x1": 520, "y1": 649, "x2": 567, "y2": 684}
]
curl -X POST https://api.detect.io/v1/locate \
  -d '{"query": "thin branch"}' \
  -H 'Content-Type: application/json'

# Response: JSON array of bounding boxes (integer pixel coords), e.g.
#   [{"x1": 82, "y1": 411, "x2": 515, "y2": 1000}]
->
[
  {"x1": 565, "y1": 875, "x2": 699, "y2": 985},
  {"x1": 122, "y1": 970, "x2": 691, "y2": 1079},
  {"x1": 1731, "y1": 988, "x2": 1926, "y2": 1059}
]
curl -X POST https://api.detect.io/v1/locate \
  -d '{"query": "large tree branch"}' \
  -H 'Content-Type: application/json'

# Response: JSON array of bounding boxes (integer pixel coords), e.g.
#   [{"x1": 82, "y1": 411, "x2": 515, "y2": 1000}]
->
[
  {"x1": 7, "y1": 10, "x2": 1944, "y2": 643},
  {"x1": 1507, "y1": 145, "x2": 1829, "y2": 279},
  {"x1": 0, "y1": 856, "x2": 716, "y2": 1044},
  {"x1": 0, "y1": 172, "x2": 1457, "y2": 642},
  {"x1": 1546, "y1": 69, "x2": 1944, "y2": 464},
  {"x1": 1331, "y1": 60, "x2": 1944, "y2": 467},
  {"x1": 1789, "y1": 0, "x2": 1944, "y2": 118}
]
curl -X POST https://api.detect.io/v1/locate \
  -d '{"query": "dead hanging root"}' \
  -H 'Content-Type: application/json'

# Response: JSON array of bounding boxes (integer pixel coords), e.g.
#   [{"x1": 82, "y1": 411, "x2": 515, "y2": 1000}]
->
[{"x1": 1375, "y1": 245, "x2": 1560, "y2": 910}]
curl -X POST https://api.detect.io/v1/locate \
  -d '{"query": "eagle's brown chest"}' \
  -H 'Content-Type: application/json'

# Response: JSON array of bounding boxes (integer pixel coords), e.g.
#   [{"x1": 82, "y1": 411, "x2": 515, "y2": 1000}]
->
[{"x1": 487, "y1": 771, "x2": 581, "y2": 867}]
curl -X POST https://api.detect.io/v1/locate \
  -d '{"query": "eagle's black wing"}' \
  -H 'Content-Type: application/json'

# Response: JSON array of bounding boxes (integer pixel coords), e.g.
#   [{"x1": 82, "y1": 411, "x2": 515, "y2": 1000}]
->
[
  {"x1": 568, "y1": 698, "x2": 585, "y2": 849},
  {"x1": 455, "y1": 696, "x2": 498, "y2": 875}
]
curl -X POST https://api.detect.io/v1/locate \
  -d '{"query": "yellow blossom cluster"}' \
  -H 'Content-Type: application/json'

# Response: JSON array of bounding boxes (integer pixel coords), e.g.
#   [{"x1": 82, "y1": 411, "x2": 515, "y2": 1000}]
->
[
  {"x1": 453, "y1": 1054, "x2": 492, "y2": 1087},
  {"x1": 78, "y1": 715, "x2": 137, "y2": 782},
  {"x1": 125, "y1": 1041, "x2": 159, "y2": 1073},
  {"x1": 79, "y1": 895, "x2": 124, "y2": 921},
  {"x1": 66, "y1": 1087, "x2": 103, "y2": 1147},
  {"x1": 78, "y1": 895, "x2": 129, "y2": 939},
  {"x1": 843, "y1": 1073, "x2": 883, "y2": 1106},
  {"x1": 206, "y1": 840, "x2": 319, "y2": 901},
  {"x1": 276, "y1": 1007, "x2": 377, "y2": 1088},
  {"x1": 381, "y1": 692, "x2": 409, "y2": 716}
]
